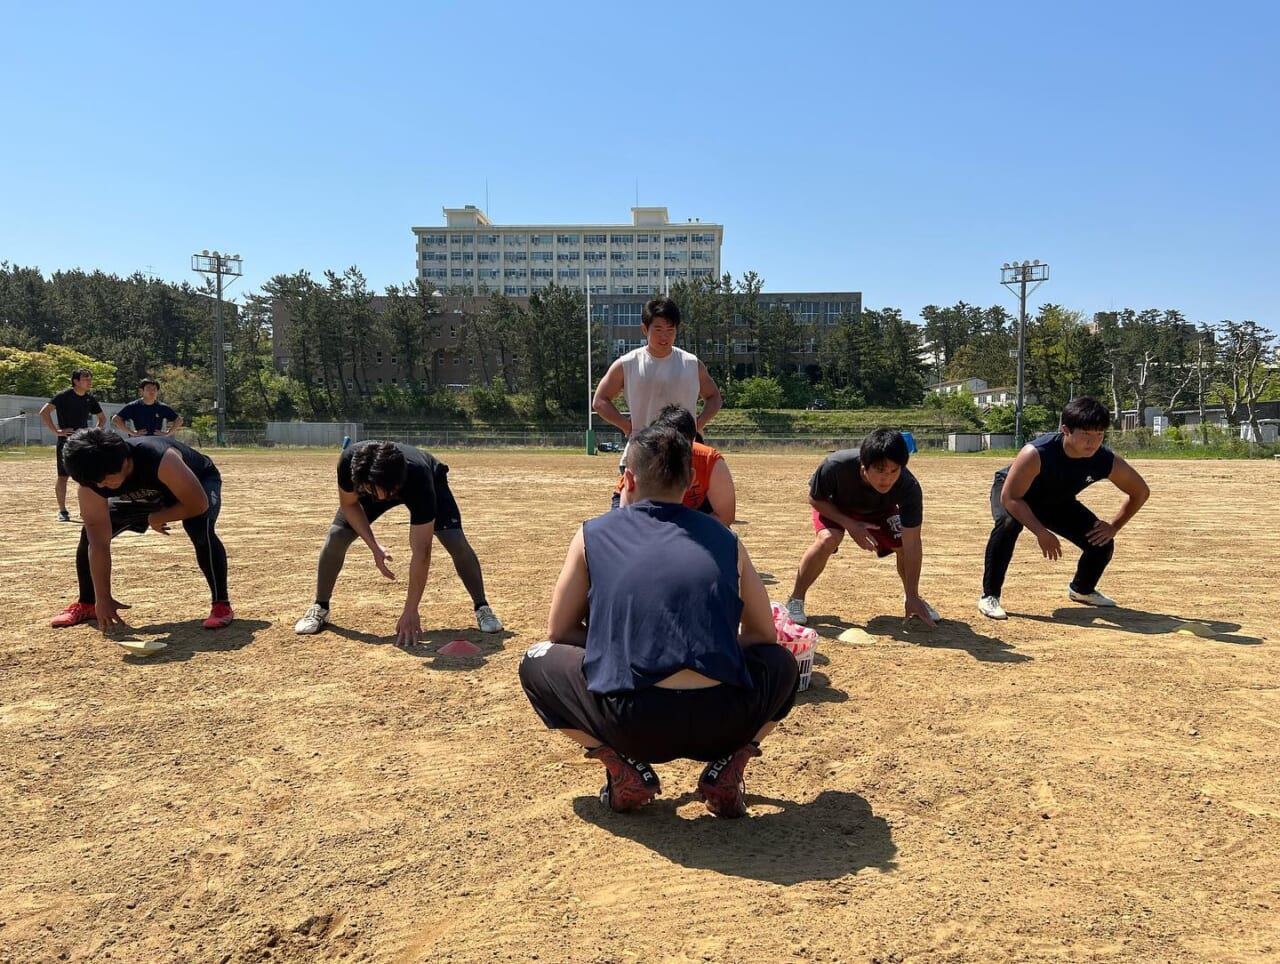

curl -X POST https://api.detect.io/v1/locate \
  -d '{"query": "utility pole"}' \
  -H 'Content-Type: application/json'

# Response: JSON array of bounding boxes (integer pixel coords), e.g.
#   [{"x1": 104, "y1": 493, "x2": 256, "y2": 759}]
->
[
  {"x1": 1000, "y1": 260, "x2": 1049, "y2": 447},
  {"x1": 192, "y1": 251, "x2": 243, "y2": 446}
]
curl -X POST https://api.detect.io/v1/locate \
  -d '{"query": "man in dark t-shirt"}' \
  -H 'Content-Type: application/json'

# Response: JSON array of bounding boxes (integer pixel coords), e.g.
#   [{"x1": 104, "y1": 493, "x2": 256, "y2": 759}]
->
[
  {"x1": 48, "y1": 428, "x2": 233, "y2": 632},
  {"x1": 112, "y1": 378, "x2": 182, "y2": 437},
  {"x1": 785, "y1": 429, "x2": 938, "y2": 627},
  {"x1": 293, "y1": 440, "x2": 504, "y2": 642},
  {"x1": 978, "y1": 397, "x2": 1150, "y2": 619},
  {"x1": 38, "y1": 368, "x2": 106, "y2": 521}
]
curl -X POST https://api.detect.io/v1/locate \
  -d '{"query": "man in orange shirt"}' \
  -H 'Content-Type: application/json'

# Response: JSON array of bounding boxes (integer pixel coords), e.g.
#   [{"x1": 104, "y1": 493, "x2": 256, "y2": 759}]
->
[{"x1": 611, "y1": 404, "x2": 735, "y2": 526}]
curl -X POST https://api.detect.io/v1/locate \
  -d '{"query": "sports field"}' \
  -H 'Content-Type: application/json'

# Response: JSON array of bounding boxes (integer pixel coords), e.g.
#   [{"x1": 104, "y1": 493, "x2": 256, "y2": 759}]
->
[{"x1": 1, "y1": 449, "x2": 1277, "y2": 962}]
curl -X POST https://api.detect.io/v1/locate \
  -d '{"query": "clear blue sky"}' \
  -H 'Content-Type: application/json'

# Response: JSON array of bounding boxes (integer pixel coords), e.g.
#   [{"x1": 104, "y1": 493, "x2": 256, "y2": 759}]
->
[{"x1": 3, "y1": 1, "x2": 1276, "y2": 330}]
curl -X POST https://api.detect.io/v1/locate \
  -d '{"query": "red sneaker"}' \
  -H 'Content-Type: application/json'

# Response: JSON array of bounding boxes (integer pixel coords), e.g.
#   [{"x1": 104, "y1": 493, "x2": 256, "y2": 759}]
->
[
  {"x1": 585, "y1": 746, "x2": 661, "y2": 812},
  {"x1": 51, "y1": 602, "x2": 96, "y2": 628},
  {"x1": 203, "y1": 602, "x2": 234, "y2": 629},
  {"x1": 697, "y1": 743, "x2": 762, "y2": 818}
]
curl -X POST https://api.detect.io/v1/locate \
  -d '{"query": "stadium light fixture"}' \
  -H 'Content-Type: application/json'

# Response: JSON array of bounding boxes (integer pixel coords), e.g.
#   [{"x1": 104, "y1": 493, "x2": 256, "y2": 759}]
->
[
  {"x1": 191, "y1": 251, "x2": 244, "y2": 446},
  {"x1": 999, "y1": 260, "x2": 1050, "y2": 447}
]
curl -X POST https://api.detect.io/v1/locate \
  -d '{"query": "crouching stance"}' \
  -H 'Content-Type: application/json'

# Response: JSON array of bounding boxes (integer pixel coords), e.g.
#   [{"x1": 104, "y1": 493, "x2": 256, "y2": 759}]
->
[
  {"x1": 978, "y1": 397, "x2": 1150, "y2": 619},
  {"x1": 520, "y1": 423, "x2": 798, "y2": 818},
  {"x1": 294, "y1": 441, "x2": 502, "y2": 643},
  {"x1": 51, "y1": 428, "x2": 233, "y2": 631}
]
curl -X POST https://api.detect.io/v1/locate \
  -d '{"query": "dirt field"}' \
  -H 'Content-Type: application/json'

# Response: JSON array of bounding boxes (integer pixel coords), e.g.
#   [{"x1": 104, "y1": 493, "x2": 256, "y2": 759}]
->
[{"x1": 0, "y1": 448, "x2": 1276, "y2": 963}]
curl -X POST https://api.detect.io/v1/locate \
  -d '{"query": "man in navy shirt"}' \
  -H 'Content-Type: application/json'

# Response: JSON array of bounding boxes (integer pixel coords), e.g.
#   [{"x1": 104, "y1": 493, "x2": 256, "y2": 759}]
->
[
  {"x1": 978, "y1": 397, "x2": 1150, "y2": 619},
  {"x1": 785, "y1": 429, "x2": 939, "y2": 628},
  {"x1": 38, "y1": 368, "x2": 106, "y2": 522},
  {"x1": 49, "y1": 428, "x2": 233, "y2": 632},
  {"x1": 112, "y1": 378, "x2": 182, "y2": 437},
  {"x1": 519, "y1": 422, "x2": 798, "y2": 818}
]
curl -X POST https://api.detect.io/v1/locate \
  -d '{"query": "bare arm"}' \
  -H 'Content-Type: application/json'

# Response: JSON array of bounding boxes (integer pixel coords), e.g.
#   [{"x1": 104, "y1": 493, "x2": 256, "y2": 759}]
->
[
  {"x1": 78, "y1": 487, "x2": 126, "y2": 632},
  {"x1": 591, "y1": 360, "x2": 632, "y2": 435},
  {"x1": 706, "y1": 459, "x2": 736, "y2": 527},
  {"x1": 737, "y1": 539, "x2": 776, "y2": 645},
  {"x1": 94, "y1": 411, "x2": 106, "y2": 428},
  {"x1": 147, "y1": 450, "x2": 209, "y2": 531},
  {"x1": 395, "y1": 520, "x2": 435, "y2": 645},
  {"x1": 547, "y1": 527, "x2": 589, "y2": 646},
  {"x1": 163, "y1": 414, "x2": 184, "y2": 436},
  {"x1": 808, "y1": 495, "x2": 881, "y2": 551},
  {"x1": 39, "y1": 402, "x2": 62, "y2": 436},
  {"x1": 1087, "y1": 456, "x2": 1151, "y2": 546},
  {"x1": 695, "y1": 361, "x2": 722, "y2": 431},
  {"x1": 337, "y1": 487, "x2": 395, "y2": 579},
  {"x1": 898, "y1": 526, "x2": 936, "y2": 626},
  {"x1": 999, "y1": 445, "x2": 1061, "y2": 559}
]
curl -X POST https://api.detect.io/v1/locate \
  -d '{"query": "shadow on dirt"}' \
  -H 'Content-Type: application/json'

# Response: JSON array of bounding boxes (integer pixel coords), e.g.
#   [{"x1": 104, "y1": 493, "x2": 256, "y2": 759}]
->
[
  {"x1": 574, "y1": 788, "x2": 896, "y2": 884},
  {"x1": 804, "y1": 613, "x2": 1031, "y2": 663},
  {"x1": 1015, "y1": 606, "x2": 1262, "y2": 645},
  {"x1": 327, "y1": 624, "x2": 513, "y2": 668},
  {"x1": 114, "y1": 618, "x2": 271, "y2": 664}
]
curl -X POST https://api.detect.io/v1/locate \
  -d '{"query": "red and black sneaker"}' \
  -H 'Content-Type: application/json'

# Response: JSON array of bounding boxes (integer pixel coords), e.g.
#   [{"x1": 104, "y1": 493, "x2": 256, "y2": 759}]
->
[
  {"x1": 697, "y1": 743, "x2": 762, "y2": 818},
  {"x1": 51, "y1": 602, "x2": 96, "y2": 628},
  {"x1": 585, "y1": 746, "x2": 661, "y2": 812}
]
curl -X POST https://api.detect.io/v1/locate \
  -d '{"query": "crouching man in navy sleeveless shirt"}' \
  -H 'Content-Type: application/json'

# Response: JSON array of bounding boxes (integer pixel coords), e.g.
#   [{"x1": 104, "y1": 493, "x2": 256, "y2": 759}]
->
[
  {"x1": 978, "y1": 397, "x2": 1150, "y2": 620},
  {"x1": 519, "y1": 422, "x2": 799, "y2": 818},
  {"x1": 49, "y1": 428, "x2": 233, "y2": 632}
]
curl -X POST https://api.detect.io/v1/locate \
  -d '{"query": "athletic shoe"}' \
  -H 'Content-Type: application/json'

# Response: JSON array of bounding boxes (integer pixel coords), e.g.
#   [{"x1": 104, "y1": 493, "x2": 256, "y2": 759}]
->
[
  {"x1": 785, "y1": 597, "x2": 808, "y2": 625},
  {"x1": 203, "y1": 602, "x2": 234, "y2": 629},
  {"x1": 978, "y1": 595, "x2": 1008, "y2": 620},
  {"x1": 1068, "y1": 586, "x2": 1116, "y2": 607},
  {"x1": 294, "y1": 604, "x2": 330, "y2": 635},
  {"x1": 57, "y1": 509, "x2": 71, "y2": 522},
  {"x1": 585, "y1": 746, "x2": 661, "y2": 812},
  {"x1": 475, "y1": 605, "x2": 503, "y2": 633},
  {"x1": 697, "y1": 743, "x2": 762, "y2": 819},
  {"x1": 51, "y1": 602, "x2": 96, "y2": 628}
]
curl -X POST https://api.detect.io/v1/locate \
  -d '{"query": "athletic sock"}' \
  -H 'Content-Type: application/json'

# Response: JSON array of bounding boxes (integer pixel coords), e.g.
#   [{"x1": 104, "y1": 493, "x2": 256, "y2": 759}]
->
[{"x1": 315, "y1": 599, "x2": 330, "y2": 609}]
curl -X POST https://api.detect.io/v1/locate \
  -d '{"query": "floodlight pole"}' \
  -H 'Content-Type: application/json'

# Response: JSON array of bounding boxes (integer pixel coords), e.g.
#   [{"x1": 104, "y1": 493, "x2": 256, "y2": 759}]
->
[
  {"x1": 192, "y1": 251, "x2": 243, "y2": 446},
  {"x1": 586, "y1": 286, "x2": 595, "y2": 455},
  {"x1": 1000, "y1": 261, "x2": 1049, "y2": 447}
]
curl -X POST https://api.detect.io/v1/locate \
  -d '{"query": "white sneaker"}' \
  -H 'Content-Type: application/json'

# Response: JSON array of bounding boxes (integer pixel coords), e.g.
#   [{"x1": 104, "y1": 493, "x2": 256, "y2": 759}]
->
[
  {"x1": 294, "y1": 603, "x2": 330, "y2": 634},
  {"x1": 785, "y1": 597, "x2": 807, "y2": 625},
  {"x1": 978, "y1": 595, "x2": 1008, "y2": 620},
  {"x1": 476, "y1": 605, "x2": 503, "y2": 633},
  {"x1": 1068, "y1": 587, "x2": 1116, "y2": 607}
]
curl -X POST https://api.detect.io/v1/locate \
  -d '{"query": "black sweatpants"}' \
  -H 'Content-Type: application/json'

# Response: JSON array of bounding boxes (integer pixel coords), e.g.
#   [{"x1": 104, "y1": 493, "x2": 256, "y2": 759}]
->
[
  {"x1": 76, "y1": 472, "x2": 228, "y2": 605},
  {"x1": 519, "y1": 641, "x2": 799, "y2": 764},
  {"x1": 981, "y1": 477, "x2": 1114, "y2": 598}
]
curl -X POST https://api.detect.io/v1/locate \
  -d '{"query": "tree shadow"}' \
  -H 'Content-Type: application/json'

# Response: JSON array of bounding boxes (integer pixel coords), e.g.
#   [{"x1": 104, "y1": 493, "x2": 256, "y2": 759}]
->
[
  {"x1": 1016, "y1": 607, "x2": 1262, "y2": 645},
  {"x1": 115, "y1": 618, "x2": 271, "y2": 664},
  {"x1": 326, "y1": 624, "x2": 514, "y2": 668},
  {"x1": 572, "y1": 789, "x2": 896, "y2": 884}
]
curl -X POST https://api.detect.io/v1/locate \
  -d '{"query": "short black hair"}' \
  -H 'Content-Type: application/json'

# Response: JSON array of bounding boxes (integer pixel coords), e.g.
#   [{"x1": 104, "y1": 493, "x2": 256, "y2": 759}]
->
[
  {"x1": 1061, "y1": 397, "x2": 1110, "y2": 431},
  {"x1": 642, "y1": 296, "x2": 681, "y2": 327},
  {"x1": 860, "y1": 428, "x2": 910, "y2": 469},
  {"x1": 652, "y1": 403, "x2": 697, "y2": 443},
  {"x1": 349, "y1": 441, "x2": 408, "y2": 493},
  {"x1": 138, "y1": 378, "x2": 160, "y2": 390},
  {"x1": 626, "y1": 423, "x2": 692, "y2": 493},
  {"x1": 71, "y1": 368, "x2": 93, "y2": 386},
  {"x1": 63, "y1": 427, "x2": 129, "y2": 485}
]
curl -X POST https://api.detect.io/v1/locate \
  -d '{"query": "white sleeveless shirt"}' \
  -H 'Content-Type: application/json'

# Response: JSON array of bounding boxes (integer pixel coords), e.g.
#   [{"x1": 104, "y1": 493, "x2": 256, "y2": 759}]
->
[{"x1": 619, "y1": 345, "x2": 701, "y2": 432}]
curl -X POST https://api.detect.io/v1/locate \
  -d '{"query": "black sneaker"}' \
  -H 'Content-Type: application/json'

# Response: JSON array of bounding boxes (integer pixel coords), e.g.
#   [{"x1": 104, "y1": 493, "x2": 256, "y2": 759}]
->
[
  {"x1": 697, "y1": 744, "x2": 762, "y2": 818},
  {"x1": 57, "y1": 509, "x2": 71, "y2": 522},
  {"x1": 585, "y1": 746, "x2": 661, "y2": 812}
]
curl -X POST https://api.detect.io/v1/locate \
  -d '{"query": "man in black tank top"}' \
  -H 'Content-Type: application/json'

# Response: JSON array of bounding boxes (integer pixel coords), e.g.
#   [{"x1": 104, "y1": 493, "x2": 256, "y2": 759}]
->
[
  {"x1": 48, "y1": 428, "x2": 233, "y2": 633},
  {"x1": 519, "y1": 423, "x2": 799, "y2": 818},
  {"x1": 978, "y1": 397, "x2": 1150, "y2": 619}
]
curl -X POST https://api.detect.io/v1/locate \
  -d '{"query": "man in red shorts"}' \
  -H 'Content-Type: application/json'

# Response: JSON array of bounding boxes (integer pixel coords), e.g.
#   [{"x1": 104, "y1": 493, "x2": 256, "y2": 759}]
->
[{"x1": 785, "y1": 429, "x2": 938, "y2": 627}]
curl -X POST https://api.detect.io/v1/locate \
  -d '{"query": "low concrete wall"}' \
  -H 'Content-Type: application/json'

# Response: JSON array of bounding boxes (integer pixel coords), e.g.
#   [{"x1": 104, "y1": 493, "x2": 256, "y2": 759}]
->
[
  {"x1": 0, "y1": 394, "x2": 127, "y2": 444},
  {"x1": 265, "y1": 421, "x2": 363, "y2": 447}
]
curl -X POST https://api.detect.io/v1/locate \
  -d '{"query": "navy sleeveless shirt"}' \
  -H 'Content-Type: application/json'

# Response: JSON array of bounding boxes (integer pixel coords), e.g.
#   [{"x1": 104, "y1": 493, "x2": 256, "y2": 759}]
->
[
  {"x1": 581, "y1": 500, "x2": 750, "y2": 695},
  {"x1": 996, "y1": 432, "x2": 1115, "y2": 505}
]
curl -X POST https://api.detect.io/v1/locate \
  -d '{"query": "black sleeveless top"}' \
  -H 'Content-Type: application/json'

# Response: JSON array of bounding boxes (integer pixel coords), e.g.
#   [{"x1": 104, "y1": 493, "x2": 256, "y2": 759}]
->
[
  {"x1": 996, "y1": 432, "x2": 1115, "y2": 505},
  {"x1": 88, "y1": 436, "x2": 216, "y2": 505}
]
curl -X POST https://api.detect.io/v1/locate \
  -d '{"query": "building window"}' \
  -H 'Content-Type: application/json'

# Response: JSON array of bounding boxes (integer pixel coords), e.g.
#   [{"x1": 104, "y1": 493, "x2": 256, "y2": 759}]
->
[
  {"x1": 555, "y1": 233, "x2": 580, "y2": 245},
  {"x1": 530, "y1": 233, "x2": 553, "y2": 245},
  {"x1": 505, "y1": 234, "x2": 528, "y2": 245},
  {"x1": 531, "y1": 251, "x2": 553, "y2": 262},
  {"x1": 583, "y1": 233, "x2": 607, "y2": 244},
  {"x1": 610, "y1": 234, "x2": 634, "y2": 244}
]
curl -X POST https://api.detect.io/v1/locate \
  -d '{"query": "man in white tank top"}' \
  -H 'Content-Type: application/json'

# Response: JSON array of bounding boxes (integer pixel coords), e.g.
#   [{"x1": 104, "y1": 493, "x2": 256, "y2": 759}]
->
[{"x1": 592, "y1": 296, "x2": 722, "y2": 461}]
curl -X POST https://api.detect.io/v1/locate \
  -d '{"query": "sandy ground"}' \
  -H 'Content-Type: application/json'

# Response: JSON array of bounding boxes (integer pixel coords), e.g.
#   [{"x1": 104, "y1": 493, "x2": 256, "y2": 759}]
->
[{"x1": 0, "y1": 448, "x2": 1277, "y2": 964}]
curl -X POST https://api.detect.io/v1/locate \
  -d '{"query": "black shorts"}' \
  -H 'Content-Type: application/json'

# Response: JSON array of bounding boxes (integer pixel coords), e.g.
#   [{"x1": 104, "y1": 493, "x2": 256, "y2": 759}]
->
[
  {"x1": 519, "y1": 642, "x2": 799, "y2": 764},
  {"x1": 331, "y1": 465, "x2": 463, "y2": 532},
  {"x1": 56, "y1": 436, "x2": 69, "y2": 478}
]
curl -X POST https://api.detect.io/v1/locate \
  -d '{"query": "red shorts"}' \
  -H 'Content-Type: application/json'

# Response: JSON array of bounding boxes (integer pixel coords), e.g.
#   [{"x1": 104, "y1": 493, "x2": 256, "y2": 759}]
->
[{"x1": 812, "y1": 507, "x2": 903, "y2": 558}]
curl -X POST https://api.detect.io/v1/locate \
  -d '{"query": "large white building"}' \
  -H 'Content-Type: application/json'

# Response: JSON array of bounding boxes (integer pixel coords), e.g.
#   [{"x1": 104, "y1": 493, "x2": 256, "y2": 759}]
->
[{"x1": 413, "y1": 205, "x2": 723, "y2": 297}]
